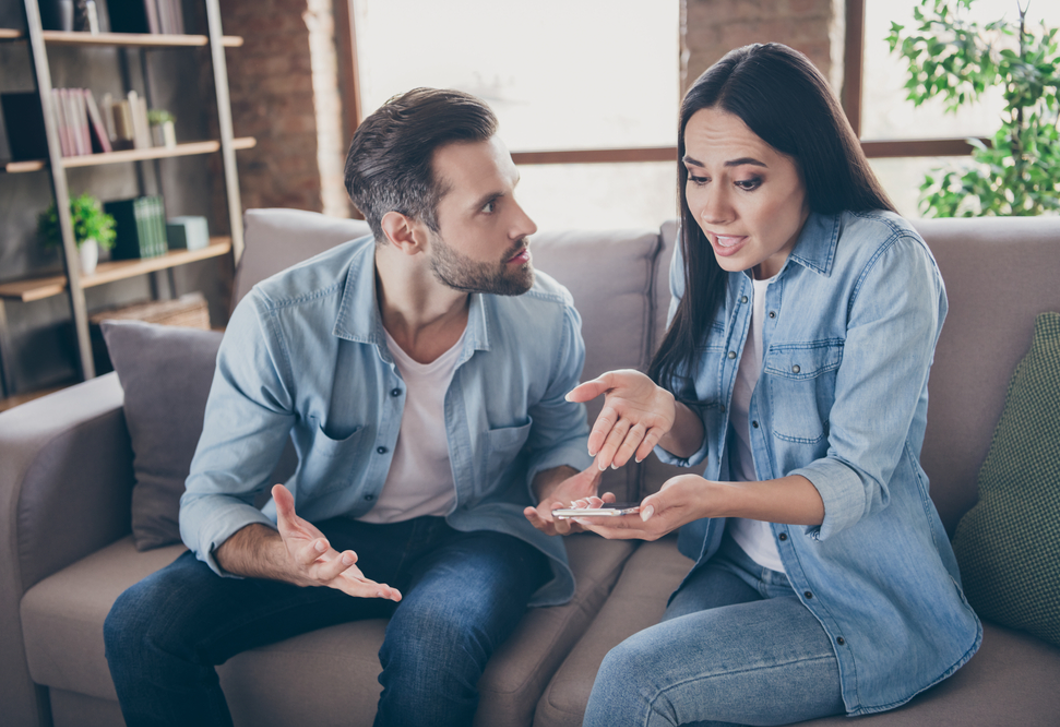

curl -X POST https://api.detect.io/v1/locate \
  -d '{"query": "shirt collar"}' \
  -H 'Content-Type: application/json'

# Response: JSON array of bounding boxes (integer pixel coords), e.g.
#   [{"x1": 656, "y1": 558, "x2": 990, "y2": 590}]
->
[
  {"x1": 332, "y1": 236, "x2": 491, "y2": 355},
  {"x1": 786, "y1": 211, "x2": 840, "y2": 277}
]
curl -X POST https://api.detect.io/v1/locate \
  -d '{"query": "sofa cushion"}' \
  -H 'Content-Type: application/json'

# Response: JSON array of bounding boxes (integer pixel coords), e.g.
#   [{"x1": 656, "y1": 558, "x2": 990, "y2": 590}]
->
[
  {"x1": 913, "y1": 216, "x2": 1060, "y2": 534},
  {"x1": 101, "y1": 321, "x2": 224, "y2": 550},
  {"x1": 235, "y1": 209, "x2": 372, "y2": 307},
  {"x1": 951, "y1": 312, "x2": 1060, "y2": 648},
  {"x1": 535, "y1": 536, "x2": 692, "y2": 727},
  {"x1": 20, "y1": 533, "x2": 634, "y2": 726}
]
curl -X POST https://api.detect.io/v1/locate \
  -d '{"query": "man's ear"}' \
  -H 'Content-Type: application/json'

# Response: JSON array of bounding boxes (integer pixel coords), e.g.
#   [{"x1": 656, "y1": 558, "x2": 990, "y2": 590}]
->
[{"x1": 380, "y1": 211, "x2": 427, "y2": 255}]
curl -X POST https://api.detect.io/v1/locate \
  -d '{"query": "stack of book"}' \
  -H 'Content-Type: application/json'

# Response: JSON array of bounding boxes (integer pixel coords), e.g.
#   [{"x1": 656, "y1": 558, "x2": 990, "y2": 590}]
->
[
  {"x1": 104, "y1": 196, "x2": 169, "y2": 259},
  {"x1": 44, "y1": 88, "x2": 112, "y2": 157},
  {"x1": 98, "y1": 90, "x2": 152, "y2": 150},
  {"x1": 108, "y1": 0, "x2": 185, "y2": 34}
]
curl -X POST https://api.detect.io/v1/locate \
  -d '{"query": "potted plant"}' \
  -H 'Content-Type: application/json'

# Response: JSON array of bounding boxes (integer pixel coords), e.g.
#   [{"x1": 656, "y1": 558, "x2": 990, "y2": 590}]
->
[
  {"x1": 147, "y1": 108, "x2": 177, "y2": 148},
  {"x1": 37, "y1": 193, "x2": 116, "y2": 276},
  {"x1": 888, "y1": 0, "x2": 1059, "y2": 216}
]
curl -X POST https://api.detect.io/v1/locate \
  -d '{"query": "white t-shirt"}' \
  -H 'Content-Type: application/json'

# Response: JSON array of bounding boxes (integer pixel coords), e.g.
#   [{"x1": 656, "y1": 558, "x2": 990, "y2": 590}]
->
[
  {"x1": 728, "y1": 275, "x2": 786, "y2": 573},
  {"x1": 357, "y1": 327, "x2": 465, "y2": 524}
]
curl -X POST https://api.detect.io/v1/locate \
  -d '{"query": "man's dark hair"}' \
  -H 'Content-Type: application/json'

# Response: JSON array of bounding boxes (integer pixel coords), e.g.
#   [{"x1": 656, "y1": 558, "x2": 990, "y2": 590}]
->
[{"x1": 344, "y1": 87, "x2": 498, "y2": 242}]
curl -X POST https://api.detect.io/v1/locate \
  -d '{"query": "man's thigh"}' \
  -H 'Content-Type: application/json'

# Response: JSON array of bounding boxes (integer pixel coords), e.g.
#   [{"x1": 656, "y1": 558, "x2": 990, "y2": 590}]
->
[
  {"x1": 109, "y1": 518, "x2": 420, "y2": 666},
  {"x1": 384, "y1": 530, "x2": 550, "y2": 659}
]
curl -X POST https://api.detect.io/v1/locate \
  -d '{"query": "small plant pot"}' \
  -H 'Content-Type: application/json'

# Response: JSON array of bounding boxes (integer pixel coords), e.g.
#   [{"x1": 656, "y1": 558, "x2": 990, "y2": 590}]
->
[
  {"x1": 151, "y1": 120, "x2": 176, "y2": 149},
  {"x1": 79, "y1": 238, "x2": 99, "y2": 276}
]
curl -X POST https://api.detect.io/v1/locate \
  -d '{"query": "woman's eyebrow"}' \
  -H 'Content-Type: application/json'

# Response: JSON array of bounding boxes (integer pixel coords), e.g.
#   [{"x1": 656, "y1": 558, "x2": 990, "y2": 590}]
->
[{"x1": 682, "y1": 154, "x2": 768, "y2": 168}]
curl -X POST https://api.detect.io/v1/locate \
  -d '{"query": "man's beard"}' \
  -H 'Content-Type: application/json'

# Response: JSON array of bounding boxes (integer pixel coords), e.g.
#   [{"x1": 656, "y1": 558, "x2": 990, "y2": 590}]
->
[{"x1": 427, "y1": 232, "x2": 534, "y2": 297}]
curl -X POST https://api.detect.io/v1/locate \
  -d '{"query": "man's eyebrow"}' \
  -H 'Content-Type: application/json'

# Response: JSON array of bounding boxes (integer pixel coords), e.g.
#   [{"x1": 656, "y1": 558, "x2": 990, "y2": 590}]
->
[
  {"x1": 682, "y1": 154, "x2": 767, "y2": 168},
  {"x1": 471, "y1": 190, "x2": 504, "y2": 212}
]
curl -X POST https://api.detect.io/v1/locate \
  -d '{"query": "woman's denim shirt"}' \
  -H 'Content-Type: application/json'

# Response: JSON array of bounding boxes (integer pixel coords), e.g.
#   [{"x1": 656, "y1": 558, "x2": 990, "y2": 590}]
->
[
  {"x1": 180, "y1": 236, "x2": 593, "y2": 607},
  {"x1": 658, "y1": 210, "x2": 982, "y2": 715}
]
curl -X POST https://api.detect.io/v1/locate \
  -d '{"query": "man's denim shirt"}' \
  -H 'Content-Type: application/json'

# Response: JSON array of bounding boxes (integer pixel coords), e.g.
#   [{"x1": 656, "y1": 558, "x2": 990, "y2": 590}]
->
[
  {"x1": 658, "y1": 211, "x2": 982, "y2": 715},
  {"x1": 180, "y1": 236, "x2": 593, "y2": 607}
]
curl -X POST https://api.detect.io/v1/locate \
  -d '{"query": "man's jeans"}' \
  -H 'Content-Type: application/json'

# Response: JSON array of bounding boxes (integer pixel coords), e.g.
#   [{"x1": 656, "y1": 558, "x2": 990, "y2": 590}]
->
[
  {"x1": 104, "y1": 516, "x2": 549, "y2": 727},
  {"x1": 582, "y1": 531, "x2": 845, "y2": 727}
]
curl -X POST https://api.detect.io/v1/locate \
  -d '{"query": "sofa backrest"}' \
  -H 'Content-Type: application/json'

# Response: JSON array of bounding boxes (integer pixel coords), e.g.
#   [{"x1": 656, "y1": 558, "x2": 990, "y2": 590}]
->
[
  {"x1": 912, "y1": 216, "x2": 1060, "y2": 534},
  {"x1": 235, "y1": 209, "x2": 373, "y2": 309}
]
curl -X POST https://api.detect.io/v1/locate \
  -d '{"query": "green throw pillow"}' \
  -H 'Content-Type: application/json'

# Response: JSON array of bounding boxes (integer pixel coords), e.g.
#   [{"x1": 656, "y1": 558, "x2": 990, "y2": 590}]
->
[{"x1": 952, "y1": 311, "x2": 1060, "y2": 648}]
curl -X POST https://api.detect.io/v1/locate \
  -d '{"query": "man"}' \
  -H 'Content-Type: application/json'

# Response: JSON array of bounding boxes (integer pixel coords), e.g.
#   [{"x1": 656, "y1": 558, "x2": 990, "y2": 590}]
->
[{"x1": 104, "y1": 87, "x2": 601, "y2": 727}]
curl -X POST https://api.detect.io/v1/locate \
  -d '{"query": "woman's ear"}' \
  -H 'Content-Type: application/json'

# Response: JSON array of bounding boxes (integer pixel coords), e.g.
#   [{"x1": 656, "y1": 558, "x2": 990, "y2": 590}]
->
[{"x1": 380, "y1": 211, "x2": 426, "y2": 254}]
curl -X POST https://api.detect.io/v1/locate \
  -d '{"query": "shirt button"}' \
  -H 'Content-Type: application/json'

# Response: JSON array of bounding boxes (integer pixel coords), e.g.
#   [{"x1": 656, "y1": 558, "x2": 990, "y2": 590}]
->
[
  {"x1": 778, "y1": 532, "x2": 788, "y2": 541},
  {"x1": 740, "y1": 295, "x2": 748, "y2": 304},
  {"x1": 792, "y1": 364, "x2": 801, "y2": 374},
  {"x1": 769, "y1": 311, "x2": 776, "y2": 319},
  {"x1": 376, "y1": 446, "x2": 388, "y2": 454},
  {"x1": 804, "y1": 591, "x2": 814, "y2": 599},
  {"x1": 837, "y1": 637, "x2": 846, "y2": 645},
  {"x1": 728, "y1": 351, "x2": 737, "y2": 359},
  {"x1": 751, "y1": 420, "x2": 759, "y2": 429},
  {"x1": 364, "y1": 494, "x2": 375, "y2": 501},
  {"x1": 390, "y1": 388, "x2": 401, "y2": 397},
  {"x1": 719, "y1": 405, "x2": 726, "y2": 413}
]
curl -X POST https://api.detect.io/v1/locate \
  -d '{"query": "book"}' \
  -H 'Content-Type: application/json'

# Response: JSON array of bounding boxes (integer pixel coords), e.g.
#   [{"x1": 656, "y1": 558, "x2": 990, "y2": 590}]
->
[
  {"x1": 2, "y1": 92, "x2": 49, "y2": 161},
  {"x1": 105, "y1": 196, "x2": 166, "y2": 259},
  {"x1": 84, "y1": 90, "x2": 113, "y2": 153},
  {"x1": 127, "y1": 90, "x2": 150, "y2": 149},
  {"x1": 106, "y1": 0, "x2": 152, "y2": 34}
]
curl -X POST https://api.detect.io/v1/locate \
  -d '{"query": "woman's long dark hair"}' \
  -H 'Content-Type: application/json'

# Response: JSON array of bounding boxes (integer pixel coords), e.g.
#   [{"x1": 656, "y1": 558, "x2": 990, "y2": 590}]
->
[{"x1": 648, "y1": 43, "x2": 895, "y2": 393}]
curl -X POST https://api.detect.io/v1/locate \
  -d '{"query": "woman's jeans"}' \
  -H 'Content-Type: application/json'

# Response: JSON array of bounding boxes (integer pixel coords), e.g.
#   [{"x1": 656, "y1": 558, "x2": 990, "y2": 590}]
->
[
  {"x1": 104, "y1": 515, "x2": 549, "y2": 727},
  {"x1": 583, "y1": 531, "x2": 845, "y2": 727}
]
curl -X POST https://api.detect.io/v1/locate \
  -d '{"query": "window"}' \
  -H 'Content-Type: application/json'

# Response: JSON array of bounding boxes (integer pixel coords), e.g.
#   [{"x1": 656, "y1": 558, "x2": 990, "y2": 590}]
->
[
  {"x1": 345, "y1": 0, "x2": 680, "y2": 229},
  {"x1": 850, "y1": 0, "x2": 1060, "y2": 215}
]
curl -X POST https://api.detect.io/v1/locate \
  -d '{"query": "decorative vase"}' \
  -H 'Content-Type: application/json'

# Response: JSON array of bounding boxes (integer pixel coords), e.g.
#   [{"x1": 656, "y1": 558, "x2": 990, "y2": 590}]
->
[
  {"x1": 78, "y1": 238, "x2": 98, "y2": 276},
  {"x1": 38, "y1": 0, "x2": 74, "y2": 31},
  {"x1": 151, "y1": 120, "x2": 176, "y2": 148}
]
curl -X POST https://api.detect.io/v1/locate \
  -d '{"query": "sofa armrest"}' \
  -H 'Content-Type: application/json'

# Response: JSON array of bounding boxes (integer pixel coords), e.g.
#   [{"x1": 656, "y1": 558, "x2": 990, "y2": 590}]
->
[{"x1": 0, "y1": 372, "x2": 135, "y2": 727}]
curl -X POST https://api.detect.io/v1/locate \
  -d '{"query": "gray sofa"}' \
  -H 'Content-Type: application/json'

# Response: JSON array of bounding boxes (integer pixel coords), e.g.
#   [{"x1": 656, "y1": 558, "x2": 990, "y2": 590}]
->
[{"x1": 2, "y1": 209, "x2": 1059, "y2": 727}]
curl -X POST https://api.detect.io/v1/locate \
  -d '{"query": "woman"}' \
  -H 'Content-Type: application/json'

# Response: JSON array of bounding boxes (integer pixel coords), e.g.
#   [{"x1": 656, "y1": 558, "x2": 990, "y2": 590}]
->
[{"x1": 567, "y1": 43, "x2": 981, "y2": 726}]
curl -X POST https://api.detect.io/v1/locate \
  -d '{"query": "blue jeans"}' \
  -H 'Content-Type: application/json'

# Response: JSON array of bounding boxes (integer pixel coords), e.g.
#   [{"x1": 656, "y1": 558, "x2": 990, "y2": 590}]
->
[
  {"x1": 582, "y1": 531, "x2": 845, "y2": 727},
  {"x1": 104, "y1": 516, "x2": 549, "y2": 727}
]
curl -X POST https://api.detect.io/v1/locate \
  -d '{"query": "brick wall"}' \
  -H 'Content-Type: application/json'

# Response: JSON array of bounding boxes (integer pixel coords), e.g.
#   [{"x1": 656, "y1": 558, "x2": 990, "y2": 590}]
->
[
  {"x1": 682, "y1": 0, "x2": 844, "y2": 94},
  {"x1": 218, "y1": 0, "x2": 349, "y2": 216}
]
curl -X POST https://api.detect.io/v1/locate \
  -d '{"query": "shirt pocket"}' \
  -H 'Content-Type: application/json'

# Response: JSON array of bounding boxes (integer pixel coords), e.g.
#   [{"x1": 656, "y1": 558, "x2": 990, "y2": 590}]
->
[
  {"x1": 765, "y1": 340, "x2": 843, "y2": 444},
  {"x1": 484, "y1": 420, "x2": 533, "y2": 490},
  {"x1": 300, "y1": 421, "x2": 369, "y2": 494}
]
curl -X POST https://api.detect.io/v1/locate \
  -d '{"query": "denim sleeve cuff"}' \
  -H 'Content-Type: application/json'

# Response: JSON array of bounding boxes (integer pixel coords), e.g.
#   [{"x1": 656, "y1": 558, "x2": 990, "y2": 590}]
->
[
  {"x1": 180, "y1": 498, "x2": 275, "y2": 577},
  {"x1": 525, "y1": 443, "x2": 595, "y2": 502},
  {"x1": 790, "y1": 459, "x2": 869, "y2": 540},
  {"x1": 652, "y1": 433, "x2": 709, "y2": 469}
]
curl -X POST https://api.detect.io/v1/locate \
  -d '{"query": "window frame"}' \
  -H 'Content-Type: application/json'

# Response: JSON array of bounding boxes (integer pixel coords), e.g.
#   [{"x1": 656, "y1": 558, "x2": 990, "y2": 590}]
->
[{"x1": 335, "y1": 0, "x2": 982, "y2": 166}]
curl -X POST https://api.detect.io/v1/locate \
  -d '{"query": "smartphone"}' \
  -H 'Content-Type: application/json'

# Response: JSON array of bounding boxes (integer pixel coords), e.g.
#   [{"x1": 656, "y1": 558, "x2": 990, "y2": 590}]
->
[{"x1": 551, "y1": 503, "x2": 641, "y2": 519}]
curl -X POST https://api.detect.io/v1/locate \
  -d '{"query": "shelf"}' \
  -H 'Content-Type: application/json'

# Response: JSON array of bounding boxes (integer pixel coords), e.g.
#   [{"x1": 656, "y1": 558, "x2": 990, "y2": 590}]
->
[
  {"x1": 2, "y1": 137, "x2": 256, "y2": 173},
  {"x1": 0, "y1": 238, "x2": 232, "y2": 302},
  {"x1": 0, "y1": 28, "x2": 243, "y2": 47}
]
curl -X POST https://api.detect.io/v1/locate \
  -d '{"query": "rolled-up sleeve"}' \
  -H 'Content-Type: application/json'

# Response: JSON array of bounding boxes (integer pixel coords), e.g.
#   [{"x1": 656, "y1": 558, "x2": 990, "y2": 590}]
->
[
  {"x1": 793, "y1": 234, "x2": 945, "y2": 539},
  {"x1": 179, "y1": 293, "x2": 295, "y2": 576},
  {"x1": 524, "y1": 302, "x2": 593, "y2": 497}
]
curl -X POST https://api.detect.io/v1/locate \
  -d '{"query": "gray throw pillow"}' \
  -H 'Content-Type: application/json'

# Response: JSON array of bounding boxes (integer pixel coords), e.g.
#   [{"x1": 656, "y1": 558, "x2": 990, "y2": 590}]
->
[{"x1": 101, "y1": 320, "x2": 223, "y2": 550}]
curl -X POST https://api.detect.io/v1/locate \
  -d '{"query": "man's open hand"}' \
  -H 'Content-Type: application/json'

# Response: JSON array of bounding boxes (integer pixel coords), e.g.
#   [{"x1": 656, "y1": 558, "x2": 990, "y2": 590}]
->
[{"x1": 272, "y1": 484, "x2": 402, "y2": 600}]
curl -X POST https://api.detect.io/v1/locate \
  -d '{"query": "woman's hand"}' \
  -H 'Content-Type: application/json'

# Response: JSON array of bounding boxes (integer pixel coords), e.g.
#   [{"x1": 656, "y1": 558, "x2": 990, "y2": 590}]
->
[
  {"x1": 568, "y1": 474, "x2": 717, "y2": 540},
  {"x1": 566, "y1": 369, "x2": 677, "y2": 471}
]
